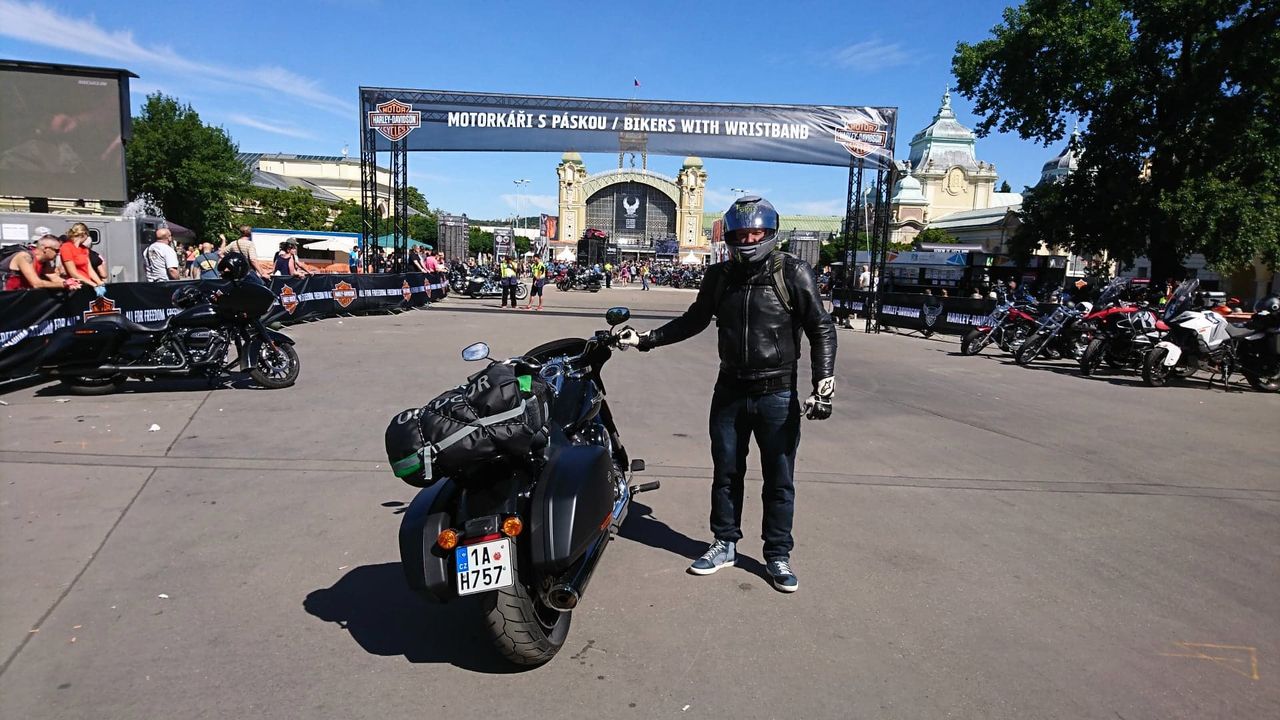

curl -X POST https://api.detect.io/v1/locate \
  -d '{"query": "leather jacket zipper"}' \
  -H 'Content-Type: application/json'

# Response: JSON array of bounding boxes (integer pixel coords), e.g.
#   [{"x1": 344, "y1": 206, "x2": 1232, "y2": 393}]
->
[{"x1": 742, "y1": 285, "x2": 752, "y2": 366}]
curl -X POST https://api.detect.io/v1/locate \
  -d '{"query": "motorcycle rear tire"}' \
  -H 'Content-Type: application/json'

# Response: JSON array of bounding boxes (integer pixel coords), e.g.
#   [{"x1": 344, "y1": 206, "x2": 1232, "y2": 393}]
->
[
  {"x1": 62, "y1": 374, "x2": 126, "y2": 395},
  {"x1": 481, "y1": 577, "x2": 571, "y2": 667},
  {"x1": 1080, "y1": 338, "x2": 1105, "y2": 376},
  {"x1": 1243, "y1": 368, "x2": 1280, "y2": 392},
  {"x1": 515, "y1": 284, "x2": 529, "y2": 300},
  {"x1": 249, "y1": 341, "x2": 301, "y2": 389},
  {"x1": 1142, "y1": 347, "x2": 1172, "y2": 387}
]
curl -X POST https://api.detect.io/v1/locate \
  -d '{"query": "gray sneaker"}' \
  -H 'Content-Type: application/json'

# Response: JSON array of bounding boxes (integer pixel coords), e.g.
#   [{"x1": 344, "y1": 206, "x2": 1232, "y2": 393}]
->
[
  {"x1": 688, "y1": 539, "x2": 736, "y2": 575},
  {"x1": 767, "y1": 559, "x2": 798, "y2": 593}
]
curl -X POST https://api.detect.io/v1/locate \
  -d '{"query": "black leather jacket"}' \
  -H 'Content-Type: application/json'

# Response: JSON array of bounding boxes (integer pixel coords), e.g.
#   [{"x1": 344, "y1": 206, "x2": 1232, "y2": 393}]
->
[{"x1": 641, "y1": 252, "x2": 837, "y2": 389}]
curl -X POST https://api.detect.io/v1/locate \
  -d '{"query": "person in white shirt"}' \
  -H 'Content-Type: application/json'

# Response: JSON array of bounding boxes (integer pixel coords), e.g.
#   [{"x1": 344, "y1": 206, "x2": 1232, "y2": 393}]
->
[{"x1": 144, "y1": 227, "x2": 181, "y2": 282}]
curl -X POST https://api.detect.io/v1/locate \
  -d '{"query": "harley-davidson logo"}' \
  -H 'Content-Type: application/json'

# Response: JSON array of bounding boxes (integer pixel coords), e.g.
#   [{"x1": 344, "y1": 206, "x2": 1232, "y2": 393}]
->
[
  {"x1": 279, "y1": 286, "x2": 299, "y2": 314},
  {"x1": 368, "y1": 99, "x2": 421, "y2": 142},
  {"x1": 83, "y1": 296, "x2": 121, "y2": 322},
  {"x1": 333, "y1": 280, "x2": 357, "y2": 308},
  {"x1": 834, "y1": 120, "x2": 887, "y2": 158},
  {"x1": 401, "y1": 280, "x2": 412, "y2": 302},
  {"x1": 922, "y1": 297, "x2": 944, "y2": 328}
]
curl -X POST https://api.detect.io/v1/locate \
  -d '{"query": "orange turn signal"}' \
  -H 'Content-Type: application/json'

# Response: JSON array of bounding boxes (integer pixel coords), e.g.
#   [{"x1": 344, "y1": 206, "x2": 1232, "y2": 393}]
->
[
  {"x1": 501, "y1": 516, "x2": 523, "y2": 537},
  {"x1": 436, "y1": 528, "x2": 459, "y2": 550}
]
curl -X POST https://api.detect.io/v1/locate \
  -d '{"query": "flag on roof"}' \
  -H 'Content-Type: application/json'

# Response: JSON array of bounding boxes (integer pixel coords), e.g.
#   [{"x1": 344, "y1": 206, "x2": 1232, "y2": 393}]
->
[{"x1": 633, "y1": 78, "x2": 640, "y2": 87}]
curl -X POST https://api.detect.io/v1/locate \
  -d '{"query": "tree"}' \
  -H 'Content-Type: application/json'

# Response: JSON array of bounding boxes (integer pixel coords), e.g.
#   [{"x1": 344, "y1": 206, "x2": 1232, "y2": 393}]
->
[
  {"x1": 998, "y1": 180, "x2": 1013, "y2": 193},
  {"x1": 231, "y1": 186, "x2": 330, "y2": 231},
  {"x1": 952, "y1": 0, "x2": 1280, "y2": 283},
  {"x1": 468, "y1": 226, "x2": 494, "y2": 257},
  {"x1": 330, "y1": 200, "x2": 363, "y2": 234},
  {"x1": 914, "y1": 228, "x2": 959, "y2": 246},
  {"x1": 408, "y1": 213, "x2": 438, "y2": 246},
  {"x1": 126, "y1": 94, "x2": 249, "y2": 241}
]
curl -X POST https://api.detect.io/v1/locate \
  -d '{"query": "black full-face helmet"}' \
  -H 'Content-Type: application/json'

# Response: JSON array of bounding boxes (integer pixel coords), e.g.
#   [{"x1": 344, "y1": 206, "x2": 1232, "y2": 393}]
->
[
  {"x1": 722, "y1": 195, "x2": 780, "y2": 263},
  {"x1": 1255, "y1": 294, "x2": 1280, "y2": 314},
  {"x1": 217, "y1": 251, "x2": 251, "y2": 281},
  {"x1": 171, "y1": 285, "x2": 205, "y2": 308}
]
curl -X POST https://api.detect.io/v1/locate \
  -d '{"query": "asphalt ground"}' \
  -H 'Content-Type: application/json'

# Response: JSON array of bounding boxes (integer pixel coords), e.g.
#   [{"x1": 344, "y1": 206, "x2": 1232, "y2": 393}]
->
[{"x1": 1, "y1": 283, "x2": 1277, "y2": 720}]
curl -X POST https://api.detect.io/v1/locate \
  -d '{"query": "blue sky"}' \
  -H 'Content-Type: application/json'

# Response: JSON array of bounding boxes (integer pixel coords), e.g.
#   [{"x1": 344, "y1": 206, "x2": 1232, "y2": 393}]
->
[{"x1": 0, "y1": 0, "x2": 1070, "y2": 220}]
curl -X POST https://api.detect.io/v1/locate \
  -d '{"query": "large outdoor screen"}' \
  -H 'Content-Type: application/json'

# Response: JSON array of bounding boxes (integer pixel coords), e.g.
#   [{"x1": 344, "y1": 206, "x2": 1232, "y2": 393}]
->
[{"x1": 0, "y1": 65, "x2": 130, "y2": 201}]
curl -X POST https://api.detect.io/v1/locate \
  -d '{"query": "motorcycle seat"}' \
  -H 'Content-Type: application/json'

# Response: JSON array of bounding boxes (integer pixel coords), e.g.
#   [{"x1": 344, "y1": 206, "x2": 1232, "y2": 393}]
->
[
  {"x1": 88, "y1": 314, "x2": 169, "y2": 334},
  {"x1": 1225, "y1": 324, "x2": 1255, "y2": 338}
]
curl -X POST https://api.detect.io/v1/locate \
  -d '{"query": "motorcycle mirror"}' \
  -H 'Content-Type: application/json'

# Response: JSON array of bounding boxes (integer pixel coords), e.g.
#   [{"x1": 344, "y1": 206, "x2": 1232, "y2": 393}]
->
[
  {"x1": 605, "y1": 307, "x2": 631, "y2": 326},
  {"x1": 461, "y1": 342, "x2": 490, "y2": 362}
]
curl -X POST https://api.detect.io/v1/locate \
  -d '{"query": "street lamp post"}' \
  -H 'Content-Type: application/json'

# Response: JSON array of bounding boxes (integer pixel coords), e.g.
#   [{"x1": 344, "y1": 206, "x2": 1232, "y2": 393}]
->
[{"x1": 513, "y1": 178, "x2": 530, "y2": 229}]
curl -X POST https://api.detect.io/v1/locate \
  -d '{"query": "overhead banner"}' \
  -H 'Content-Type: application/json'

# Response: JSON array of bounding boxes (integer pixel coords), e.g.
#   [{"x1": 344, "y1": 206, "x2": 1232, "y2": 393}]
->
[{"x1": 361, "y1": 88, "x2": 897, "y2": 169}]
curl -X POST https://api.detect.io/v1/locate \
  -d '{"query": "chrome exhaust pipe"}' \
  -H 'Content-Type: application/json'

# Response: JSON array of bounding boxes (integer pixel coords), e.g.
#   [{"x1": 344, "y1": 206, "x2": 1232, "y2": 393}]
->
[{"x1": 545, "y1": 584, "x2": 580, "y2": 611}]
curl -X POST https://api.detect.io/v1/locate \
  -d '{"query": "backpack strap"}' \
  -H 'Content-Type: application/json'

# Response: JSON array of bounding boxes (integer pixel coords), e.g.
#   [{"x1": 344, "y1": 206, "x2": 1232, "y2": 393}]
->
[
  {"x1": 771, "y1": 252, "x2": 794, "y2": 315},
  {"x1": 392, "y1": 399, "x2": 529, "y2": 482}
]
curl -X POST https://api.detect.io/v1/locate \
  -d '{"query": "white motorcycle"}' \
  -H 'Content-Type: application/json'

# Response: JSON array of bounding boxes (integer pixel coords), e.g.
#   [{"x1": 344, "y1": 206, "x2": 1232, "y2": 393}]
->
[{"x1": 1143, "y1": 279, "x2": 1280, "y2": 391}]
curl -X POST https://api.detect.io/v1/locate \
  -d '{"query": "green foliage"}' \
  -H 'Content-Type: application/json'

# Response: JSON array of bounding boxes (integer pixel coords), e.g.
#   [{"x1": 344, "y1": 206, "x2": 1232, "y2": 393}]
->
[
  {"x1": 231, "y1": 186, "x2": 330, "y2": 230},
  {"x1": 468, "y1": 226, "x2": 494, "y2": 256},
  {"x1": 408, "y1": 212, "x2": 438, "y2": 246},
  {"x1": 914, "y1": 228, "x2": 959, "y2": 246},
  {"x1": 329, "y1": 200, "x2": 363, "y2": 234},
  {"x1": 126, "y1": 93, "x2": 249, "y2": 240},
  {"x1": 998, "y1": 180, "x2": 1012, "y2": 193},
  {"x1": 953, "y1": 0, "x2": 1280, "y2": 282}
]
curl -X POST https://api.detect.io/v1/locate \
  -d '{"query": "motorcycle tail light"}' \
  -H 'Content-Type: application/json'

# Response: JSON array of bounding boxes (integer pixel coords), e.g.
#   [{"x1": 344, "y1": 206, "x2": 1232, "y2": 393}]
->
[
  {"x1": 501, "y1": 516, "x2": 523, "y2": 537},
  {"x1": 437, "y1": 528, "x2": 459, "y2": 550}
]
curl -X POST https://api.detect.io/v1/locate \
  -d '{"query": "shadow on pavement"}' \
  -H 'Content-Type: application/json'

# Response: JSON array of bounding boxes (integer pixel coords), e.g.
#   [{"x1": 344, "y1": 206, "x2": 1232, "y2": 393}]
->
[
  {"x1": 32, "y1": 374, "x2": 264, "y2": 396},
  {"x1": 619, "y1": 500, "x2": 773, "y2": 585},
  {"x1": 303, "y1": 562, "x2": 521, "y2": 673}
]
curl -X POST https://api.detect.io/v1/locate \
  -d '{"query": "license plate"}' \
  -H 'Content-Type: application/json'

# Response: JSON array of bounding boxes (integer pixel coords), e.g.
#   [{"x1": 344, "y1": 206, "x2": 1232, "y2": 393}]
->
[{"x1": 454, "y1": 538, "x2": 514, "y2": 596}]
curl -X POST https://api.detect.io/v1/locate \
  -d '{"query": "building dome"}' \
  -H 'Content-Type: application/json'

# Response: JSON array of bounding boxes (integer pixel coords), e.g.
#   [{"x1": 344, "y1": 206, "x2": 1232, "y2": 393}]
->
[
  {"x1": 561, "y1": 151, "x2": 584, "y2": 164},
  {"x1": 682, "y1": 156, "x2": 703, "y2": 168},
  {"x1": 891, "y1": 165, "x2": 928, "y2": 206},
  {"x1": 1038, "y1": 126, "x2": 1081, "y2": 185},
  {"x1": 907, "y1": 89, "x2": 985, "y2": 174}
]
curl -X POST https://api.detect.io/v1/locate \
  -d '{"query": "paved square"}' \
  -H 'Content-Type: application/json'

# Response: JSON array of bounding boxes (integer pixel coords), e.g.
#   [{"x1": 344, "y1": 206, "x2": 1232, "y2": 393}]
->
[{"x1": 2, "y1": 286, "x2": 1277, "y2": 719}]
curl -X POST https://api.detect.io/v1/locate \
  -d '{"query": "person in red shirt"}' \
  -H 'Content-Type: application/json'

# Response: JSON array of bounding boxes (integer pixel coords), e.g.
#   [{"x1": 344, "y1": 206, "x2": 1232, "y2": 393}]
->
[
  {"x1": 58, "y1": 222, "x2": 102, "y2": 287},
  {"x1": 3, "y1": 235, "x2": 70, "y2": 291}
]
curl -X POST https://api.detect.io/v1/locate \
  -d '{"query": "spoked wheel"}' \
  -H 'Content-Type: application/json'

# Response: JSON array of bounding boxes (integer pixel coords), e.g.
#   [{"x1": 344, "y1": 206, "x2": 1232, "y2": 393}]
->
[
  {"x1": 1015, "y1": 335, "x2": 1047, "y2": 365},
  {"x1": 481, "y1": 575, "x2": 571, "y2": 667},
  {"x1": 1079, "y1": 338, "x2": 1106, "y2": 376},
  {"x1": 62, "y1": 373, "x2": 126, "y2": 395},
  {"x1": 515, "y1": 283, "x2": 529, "y2": 300},
  {"x1": 249, "y1": 341, "x2": 300, "y2": 389},
  {"x1": 961, "y1": 328, "x2": 994, "y2": 355},
  {"x1": 1142, "y1": 347, "x2": 1172, "y2": 387}
]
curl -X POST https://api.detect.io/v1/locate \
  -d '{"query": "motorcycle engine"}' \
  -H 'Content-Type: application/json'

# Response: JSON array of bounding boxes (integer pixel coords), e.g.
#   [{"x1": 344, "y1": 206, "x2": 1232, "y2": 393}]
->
[{"x1": 179, "y1": 328, "x2": 230, "y2": 366}]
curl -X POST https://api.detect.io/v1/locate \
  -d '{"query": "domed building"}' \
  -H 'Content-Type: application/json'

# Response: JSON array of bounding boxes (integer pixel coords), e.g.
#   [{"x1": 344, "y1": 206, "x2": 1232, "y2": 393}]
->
[{"x1": 555, "y1": 153, "x2": 708, "y2": 261}]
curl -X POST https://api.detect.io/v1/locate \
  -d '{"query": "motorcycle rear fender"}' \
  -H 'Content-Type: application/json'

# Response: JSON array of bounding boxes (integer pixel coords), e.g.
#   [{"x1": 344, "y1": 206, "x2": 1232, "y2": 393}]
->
[
  {"x1": 37, "y1": 322, "x2": 129, "y2": 367},
  {"x1": 528, "y1": 444, "x2": 615, "y2": 574},
  {"x1": 1156, "y1": 341, "x2": 1182, "y2": 366}
]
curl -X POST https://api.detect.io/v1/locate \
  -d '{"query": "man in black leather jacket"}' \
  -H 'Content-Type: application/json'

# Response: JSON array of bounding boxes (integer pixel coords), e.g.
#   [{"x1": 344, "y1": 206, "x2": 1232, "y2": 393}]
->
[{"x1": 619, "y1": 196, "x2": 836, "y2": 592}]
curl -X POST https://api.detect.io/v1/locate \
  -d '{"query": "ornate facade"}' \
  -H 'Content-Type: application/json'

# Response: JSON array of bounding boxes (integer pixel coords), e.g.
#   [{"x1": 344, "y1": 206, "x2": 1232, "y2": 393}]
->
[{"x1": 556, "y1": 153, "x2": 708, "y2": 256}]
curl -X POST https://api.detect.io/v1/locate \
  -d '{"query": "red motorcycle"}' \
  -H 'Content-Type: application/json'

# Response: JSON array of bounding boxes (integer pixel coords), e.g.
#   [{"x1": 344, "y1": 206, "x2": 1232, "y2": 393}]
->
[
  {"x1": 1076, "y1": 279, "x2": 1169, "y2": 376},
  {"x1": 960, "y1": 290, "x2": 1043, "y2": 356}
]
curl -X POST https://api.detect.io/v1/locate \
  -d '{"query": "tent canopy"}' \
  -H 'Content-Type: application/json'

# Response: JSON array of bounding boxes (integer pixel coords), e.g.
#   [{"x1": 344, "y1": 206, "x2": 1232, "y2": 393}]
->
[
  {"x1": 681, "y1": 251, "x2": 703, "y2": 265},
  {"x1": 555, "y1": 247, "x2": 576, "y2": 262},
  {"x1": 303, "y1": 237, "x2": 356, "y2": 253},
  {"x1": 372, "y1": 233, "x2": 432, "y2": 249}
]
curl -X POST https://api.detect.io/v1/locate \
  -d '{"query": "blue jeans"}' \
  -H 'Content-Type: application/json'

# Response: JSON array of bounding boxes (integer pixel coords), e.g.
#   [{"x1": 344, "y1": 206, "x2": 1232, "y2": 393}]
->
[{"x1": 708, "y1": 383, "x2": 801, "y2": 561}]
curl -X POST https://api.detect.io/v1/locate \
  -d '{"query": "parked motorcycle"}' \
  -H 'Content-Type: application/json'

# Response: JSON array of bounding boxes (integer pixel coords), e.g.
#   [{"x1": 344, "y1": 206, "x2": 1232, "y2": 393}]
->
[
  {"x1": 959, "y1": 290, "x2": 1042, "y2": 356},
  {"x1": 1143, "y1": 279, "x2": 1280, "y2": 391},
  {"x1": 1077, "y1": 278, "x2": 1168, "y2": 376},
  {"x1": 1014, "y1": 298, "x2": 1092, "y2": 365},
  {"x1": 36, "y1": 270, "x2": 299, "y2": 395},
  {"x1": 555, "y1": 269, "x2": 602, "y2": 292},
  {"x1": 465, "y1": 268, "x2": 528, "y2": 301},
  {"x1": 391, "y1": 307, "x2": 656, "y2": 666}
]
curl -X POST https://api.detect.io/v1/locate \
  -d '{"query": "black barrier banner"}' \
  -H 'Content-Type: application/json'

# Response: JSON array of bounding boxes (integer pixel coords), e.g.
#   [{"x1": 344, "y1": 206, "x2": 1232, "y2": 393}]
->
[
  {"x1": 362, "y1": 88, "x2": 897, "y2": 169},
  {"x1": 831, "y1": 291, "x2": 998, "y2": 335},
  {"x1": 0, "y1": 274, "x2": 446, "y2": 378}
]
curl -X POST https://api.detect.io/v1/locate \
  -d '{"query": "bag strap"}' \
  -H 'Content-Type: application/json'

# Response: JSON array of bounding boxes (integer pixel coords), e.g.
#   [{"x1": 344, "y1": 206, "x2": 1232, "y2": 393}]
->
[
  {"x1": 771, "y1": 253, "x2": 793, "y2": 315},
  {"x1": 392, "y1": 399, "x2": 528, "y2": 482}
]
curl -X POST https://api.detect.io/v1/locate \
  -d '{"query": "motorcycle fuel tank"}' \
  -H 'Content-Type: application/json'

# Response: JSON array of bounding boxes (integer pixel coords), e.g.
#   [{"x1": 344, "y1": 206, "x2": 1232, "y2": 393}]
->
[{"x1": 170, "y1": 304, "x2": 221, "y2": 328}]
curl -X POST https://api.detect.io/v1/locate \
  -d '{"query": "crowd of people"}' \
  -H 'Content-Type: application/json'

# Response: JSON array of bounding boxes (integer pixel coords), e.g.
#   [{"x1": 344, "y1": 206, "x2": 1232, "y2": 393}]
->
[{"x1": 2, "y1": 222, "x2": 107, "y2": 292}]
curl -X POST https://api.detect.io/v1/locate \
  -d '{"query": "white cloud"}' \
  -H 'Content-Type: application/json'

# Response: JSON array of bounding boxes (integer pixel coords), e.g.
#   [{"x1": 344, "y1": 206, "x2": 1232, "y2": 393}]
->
[
  {"x1": 227, "y1": 113, "x2": 319, "y2": 140},
  {"x1": 501, "y1": 193, "x2": 557, "y2": 214},
  {"x1": 830, "y1": 39, "x2": 912, "y2": 72},
  {"x1": 704, "y1": 186, "x2": 771, "y2": 211},
  {"x1": 0, "y1": 1, "x2": 348, "y2": 117}
]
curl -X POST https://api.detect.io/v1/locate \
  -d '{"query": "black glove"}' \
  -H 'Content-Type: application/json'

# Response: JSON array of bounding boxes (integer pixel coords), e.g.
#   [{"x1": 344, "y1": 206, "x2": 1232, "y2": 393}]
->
[{"x1": 803, "y1": 377, "x2": 834, "y2": 420}]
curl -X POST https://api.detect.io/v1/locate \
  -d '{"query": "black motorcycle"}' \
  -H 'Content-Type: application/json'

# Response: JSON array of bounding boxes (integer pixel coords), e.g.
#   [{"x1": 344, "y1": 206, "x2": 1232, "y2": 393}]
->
[
  {"x1": 465, "y1": 268, "x2": 528, "y2": 301},
  {"x1": 392, "y1": 307, "x2": 655, "y2": 666},
  {"x1": 556, "y1": 269, "x2": 602, "y2": 292},
  {"x1": 35, "y1": 282, "x2": 300, "y2": 394}
]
